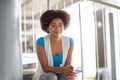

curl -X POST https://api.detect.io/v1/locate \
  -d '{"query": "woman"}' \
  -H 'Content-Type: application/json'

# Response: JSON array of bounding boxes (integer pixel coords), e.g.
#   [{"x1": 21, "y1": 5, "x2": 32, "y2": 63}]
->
[{"x1": 33, "y1": 10, "x2": 76, "y2": 80}]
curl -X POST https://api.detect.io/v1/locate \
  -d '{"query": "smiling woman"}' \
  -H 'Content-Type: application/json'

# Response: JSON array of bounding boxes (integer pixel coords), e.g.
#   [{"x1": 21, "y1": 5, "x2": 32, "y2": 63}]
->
[
  {"x1": 47, "y1": 18, "x2": 65, "y2": 38},
  {"x1": 33, "y1": 10, "x2": 77, "y2": 80},
  {"x1": 21, "y1": 0, "x2": 120, "y2": 80},
  {"x1": 21, "y1": 0, "x2": 81, "y2": 80}
]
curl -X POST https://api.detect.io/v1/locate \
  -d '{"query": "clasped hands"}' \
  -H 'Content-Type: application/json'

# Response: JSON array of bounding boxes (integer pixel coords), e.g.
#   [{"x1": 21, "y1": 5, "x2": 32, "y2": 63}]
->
[{"x1": 62, "y1": 65, "x2": 77, "y2": 78}]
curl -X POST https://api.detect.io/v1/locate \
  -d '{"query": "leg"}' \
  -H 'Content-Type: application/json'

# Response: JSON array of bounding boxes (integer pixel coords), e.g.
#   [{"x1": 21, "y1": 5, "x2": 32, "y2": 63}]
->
[
  {"x1": 39, "y1": 73, "x2": 57, "y2": 80},
  {"x1": 57, "y1": 73, "x2": 76, "y2": 80},
  {"x1": 57, "y1": 73, "x2": 67, "y2": 80},
  {"x1": 66, "y1": 77, "x2": 75, "y2": 80}
]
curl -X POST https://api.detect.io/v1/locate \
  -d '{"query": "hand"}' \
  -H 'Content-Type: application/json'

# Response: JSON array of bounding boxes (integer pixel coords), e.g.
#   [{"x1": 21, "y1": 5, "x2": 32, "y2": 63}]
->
[
  {"x1": 62, "y1": 65, "x2": 77, "y2": 77},
  {"x1": 66, "y1": 71, "x2": 77, "y2": 78}
]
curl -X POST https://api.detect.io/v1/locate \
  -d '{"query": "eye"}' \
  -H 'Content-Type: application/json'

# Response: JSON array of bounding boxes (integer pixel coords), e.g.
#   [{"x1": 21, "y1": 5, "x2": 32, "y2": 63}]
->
[
  {"x1": 60, "y1": 25, "x2": 62, "y2": 27},
  {"x1": 50, "y1": 24, "x2": 56, "y2": 27},
  {"x1": 59, "y1": 24, "x2": 63, "y2": 27}
]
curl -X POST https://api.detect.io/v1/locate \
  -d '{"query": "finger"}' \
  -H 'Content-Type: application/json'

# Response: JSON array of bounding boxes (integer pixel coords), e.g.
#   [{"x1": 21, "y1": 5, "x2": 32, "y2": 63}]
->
[
  {"x1": 67, "y1": 75, "x2": 76, "y2": 78},
  {"x1": 67, "y1": 72, "x2": 77, "y2": 77}
]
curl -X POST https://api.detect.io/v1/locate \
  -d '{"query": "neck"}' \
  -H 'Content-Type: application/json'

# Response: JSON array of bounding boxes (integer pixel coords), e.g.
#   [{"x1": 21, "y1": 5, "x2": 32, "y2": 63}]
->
[{"x1": 50, "y1": 35, "x2": 62, "y2": 42}]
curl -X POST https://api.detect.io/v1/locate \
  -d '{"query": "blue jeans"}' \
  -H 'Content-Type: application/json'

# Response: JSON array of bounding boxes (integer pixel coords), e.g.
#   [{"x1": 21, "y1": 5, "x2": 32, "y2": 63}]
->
[{"x1": 39, "y1": 73, "x2": 75, "y2": 80}]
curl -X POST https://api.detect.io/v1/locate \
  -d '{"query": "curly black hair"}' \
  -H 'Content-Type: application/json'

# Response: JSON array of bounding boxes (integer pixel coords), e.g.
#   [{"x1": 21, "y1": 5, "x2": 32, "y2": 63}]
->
[{"x1": 40, "y1": 10, "x2": 71, "y2": 33}]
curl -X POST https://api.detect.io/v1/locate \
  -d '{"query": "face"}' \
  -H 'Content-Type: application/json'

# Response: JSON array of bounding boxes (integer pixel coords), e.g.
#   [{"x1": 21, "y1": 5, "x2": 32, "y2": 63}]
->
[{"x1": 48, "y1": 18, "x2": 64, "y2": 37}]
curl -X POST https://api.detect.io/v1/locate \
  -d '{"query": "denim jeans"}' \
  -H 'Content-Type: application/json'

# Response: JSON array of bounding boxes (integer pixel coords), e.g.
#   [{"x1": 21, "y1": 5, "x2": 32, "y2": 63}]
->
[{"x1": 39, "y1": 73, "x2": 75, "y2": 80}]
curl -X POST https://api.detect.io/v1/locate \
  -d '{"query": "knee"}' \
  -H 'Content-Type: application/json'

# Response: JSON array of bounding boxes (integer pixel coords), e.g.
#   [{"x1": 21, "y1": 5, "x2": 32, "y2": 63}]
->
[
  {"x1": 49, "y1": 73, "x2": 57, "y2": 80},
  {"x1": 39, "y1": 73, "x2": 57, "y2": 80}
]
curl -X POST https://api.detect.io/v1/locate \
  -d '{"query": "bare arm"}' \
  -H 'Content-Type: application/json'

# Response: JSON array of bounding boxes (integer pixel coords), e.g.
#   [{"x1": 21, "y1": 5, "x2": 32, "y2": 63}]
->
[
  {"x1": 65, "y1": 45, "x2": 74, "y2": 66},
  {"x1": 36, "y1": 44, "x2": 65, "y2": 73},
  {"x1": 64, "y1": 45, "x2": 77, "y2": 77},
  {"x1": 36, "y1": 44, "x2": 76, "y2": 77}
]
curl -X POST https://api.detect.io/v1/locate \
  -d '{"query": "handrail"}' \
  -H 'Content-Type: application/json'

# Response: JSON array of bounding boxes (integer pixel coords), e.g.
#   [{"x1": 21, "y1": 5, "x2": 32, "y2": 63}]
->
[{"x1": 89, "y1": 0, "x2": 120, "y2": 10}]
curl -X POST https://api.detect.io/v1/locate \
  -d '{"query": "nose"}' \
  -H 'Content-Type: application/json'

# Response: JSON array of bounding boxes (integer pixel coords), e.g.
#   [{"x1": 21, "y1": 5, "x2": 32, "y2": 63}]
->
[{"x1": 55, "y1": 25, "x2": 60, "y2": 31}]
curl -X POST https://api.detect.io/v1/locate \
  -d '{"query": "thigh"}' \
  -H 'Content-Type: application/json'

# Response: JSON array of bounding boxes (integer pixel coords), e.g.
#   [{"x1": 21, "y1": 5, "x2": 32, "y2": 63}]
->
[
  {"x1": 66, "y1": 77, "x2": 76, "y2": 80},
  {"x1": 57, "y1": 73, "x2": 75, "y2": 80},
  {"x1": 39, "y1": 73, "x2": 57, "y2": 80},
  {"x1": 57, "y1": 73, "x2": 67, "y2": 80}
]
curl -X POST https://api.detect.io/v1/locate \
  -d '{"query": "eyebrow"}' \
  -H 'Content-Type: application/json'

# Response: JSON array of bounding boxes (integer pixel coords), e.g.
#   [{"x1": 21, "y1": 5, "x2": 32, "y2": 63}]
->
[{"x1": 50, "y1": 22, "x2": 63, "y2": 25}]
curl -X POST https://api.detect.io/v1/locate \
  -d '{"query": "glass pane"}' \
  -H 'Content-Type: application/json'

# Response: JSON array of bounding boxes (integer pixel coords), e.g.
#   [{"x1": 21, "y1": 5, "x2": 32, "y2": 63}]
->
[
  {"x1": 50, "y1": 0, "x2": 58, "y2": 9},
  {"x1": 64, "y1": 3, "x2": 83, "y2": 80},
  {"x1": 117, "y1": 10, "x2": 120, "y2": 80},
  {"x1": 22, "y1": 35, "x2": 26, "y2": 53},
  {"x1": 110, "y1": 9, "x2": 120, "y2": 80},
  {"x1": 73, "y1": 0, "x2": 79, "y2": 3},
  {"x1": 94, "y1": 2, "x2": 120, "y2": 80},
  {"x1": 80, "y1": 1, "x2": 96, "y2": 79},
  {"x1": 58, "y1": 0, "x2": 64, "y2": 9},
  {"x1": 26, "y1": 35, "x2": 33, "y2": 53},
  {"x1": 65, "y1": 0, "x2": 72, "y2": 7}
]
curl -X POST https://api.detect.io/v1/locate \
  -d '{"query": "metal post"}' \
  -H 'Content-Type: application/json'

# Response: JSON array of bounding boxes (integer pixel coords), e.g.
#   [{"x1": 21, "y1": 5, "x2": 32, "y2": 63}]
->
[
  {"x1": 109, "y1": 12, "x2": 116, "y2": 80},
  {"x1": 48, "y1": 0, "x2": 51, "y2": 10},
  {"x1": 0, "y1": 0, "x2": 22, "y2": 80}
]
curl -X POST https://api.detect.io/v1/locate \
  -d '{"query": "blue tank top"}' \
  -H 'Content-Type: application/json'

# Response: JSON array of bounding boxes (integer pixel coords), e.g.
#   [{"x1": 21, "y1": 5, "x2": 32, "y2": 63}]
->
[{"x1": 36, "y1": 37, "x2": 74, "y2": 67}]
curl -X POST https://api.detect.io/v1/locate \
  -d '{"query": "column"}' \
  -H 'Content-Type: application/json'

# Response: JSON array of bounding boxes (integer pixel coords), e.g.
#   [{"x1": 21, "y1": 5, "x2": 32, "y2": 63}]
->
[{"x1": 0, "y1": 0, "x2": 22, "y2": 80}]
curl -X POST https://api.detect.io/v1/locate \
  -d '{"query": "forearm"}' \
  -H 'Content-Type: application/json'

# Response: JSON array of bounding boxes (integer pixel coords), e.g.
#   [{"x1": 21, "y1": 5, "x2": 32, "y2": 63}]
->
[
  {"x1": 43, "y1": 65, "x2": 76, "y2": 77},
  {"x1": 43, "y1": 66, "x2": 64, "y2": 73}
]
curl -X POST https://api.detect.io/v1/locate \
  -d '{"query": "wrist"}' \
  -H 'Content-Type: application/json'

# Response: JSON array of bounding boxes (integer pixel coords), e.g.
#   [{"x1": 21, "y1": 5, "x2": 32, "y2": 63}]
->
[{"x1": 60, "y1": 66, "x2": 65, "y2": 73}]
